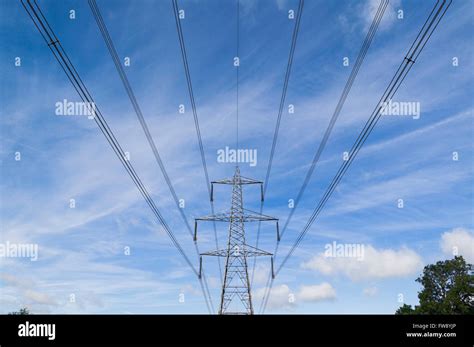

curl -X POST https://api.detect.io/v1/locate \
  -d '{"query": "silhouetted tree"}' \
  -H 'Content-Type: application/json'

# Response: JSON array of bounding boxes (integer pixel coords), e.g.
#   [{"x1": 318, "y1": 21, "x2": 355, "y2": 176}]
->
[{"x1": 8, "y1": 307, "x2": 30, "y2": 315}]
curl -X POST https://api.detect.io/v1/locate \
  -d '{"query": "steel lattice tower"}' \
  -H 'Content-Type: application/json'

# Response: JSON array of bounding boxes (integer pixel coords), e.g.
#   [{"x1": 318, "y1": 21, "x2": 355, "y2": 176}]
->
[{"x1": 194, "y1": 166, "x2": 279, "y2": 314}]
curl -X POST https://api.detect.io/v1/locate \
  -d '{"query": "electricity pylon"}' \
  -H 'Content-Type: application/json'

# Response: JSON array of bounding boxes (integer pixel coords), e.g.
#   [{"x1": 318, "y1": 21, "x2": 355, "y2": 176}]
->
[{"x1": 195, "y1": 166, "x2": 279, "y2": 314}]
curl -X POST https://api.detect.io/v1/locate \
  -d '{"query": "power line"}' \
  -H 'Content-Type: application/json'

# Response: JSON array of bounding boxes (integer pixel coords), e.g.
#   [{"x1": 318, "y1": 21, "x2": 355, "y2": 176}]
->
[
  {"x1": 259, "y1": 0, "x2": 388, "y2": 312},
  {"x1": 236, "y1": 0, "x2": 240, "y2": 151},
  {"x1": 88, "y1": 0, "x2": 214, "y2": 313},
  {"x1": 258, "y1": 0, "x2": 388, "y2": 314},
  {"x1": 258, "y1": 0, "x2": 388, "y2": 311},
  {"x1": 278, "y1": 0, "x2": 388, "y2": 241},
  {"x1": 21, "y1": 0, "x2": 211, "y2": 314},
  {"x1": 251, "y1": 0, "x2": 304, "y2": 286},
  {"x1": 261, "y1": 0, "x2": 452, "y2": 313},
  {"x1": 276, "y1": 0, "x2": 451, "y2": 277},
  {"x1": 263, "y1": 0, "x2": 304, "y2": 195},
  {"x1": 172, "y1": 0, "x2": 223, "y2": 284}
]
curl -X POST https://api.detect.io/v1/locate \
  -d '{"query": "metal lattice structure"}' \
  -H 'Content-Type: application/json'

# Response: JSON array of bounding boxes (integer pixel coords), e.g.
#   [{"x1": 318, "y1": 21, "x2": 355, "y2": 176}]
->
[{"x1": 195, "y1": 166, "x2": 278, "y2": 314}]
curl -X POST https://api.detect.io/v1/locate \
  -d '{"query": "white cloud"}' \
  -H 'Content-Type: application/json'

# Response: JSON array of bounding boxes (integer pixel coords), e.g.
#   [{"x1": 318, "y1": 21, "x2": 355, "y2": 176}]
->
[
  {"x1": 254, "y1": 284, "x2": 294, "y2": 310},
  {"x1": 440, "y1": 228, "x2": 474, "y2": 263},
  {"x1": 362, "y1": 0, "x2": 402, "y2": 32},
  {"x1": 24, "y1": 290, "x2": 58, "y2": 306},
  {"x1": 275, "y1": 0, "x2": 291, "y2": 11},
  {"x1": 363, "y1": 286, "x2": 378, "y2": 297},
  {"x1": 251, "y1": 263, "x2": 272, "y2": 286},
  {"x1": 298, "y1": 283, "x2": 336, "y2": 302},
  {"x1": 301, "y1": 245, "x2": 423, "y2": 280},
  {"x1": 0, "y1": 273, "x2": 58, "y2": 311},
  {"x1": 254, "y1": 282, "x2": 336, "y2": 310}
]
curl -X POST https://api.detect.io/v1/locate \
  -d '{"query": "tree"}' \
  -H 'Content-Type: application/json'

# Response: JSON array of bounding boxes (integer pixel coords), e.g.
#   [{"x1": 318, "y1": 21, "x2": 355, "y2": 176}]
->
[
  {"x1": 395, "y1": 304, "x2": 415, "y2": 315},
  {"x1": 396, "y1": 256, "x2": 474, "y2": 314},
  {"x1": 8, "y1": 307, "x2": 30, "y2": 315}
]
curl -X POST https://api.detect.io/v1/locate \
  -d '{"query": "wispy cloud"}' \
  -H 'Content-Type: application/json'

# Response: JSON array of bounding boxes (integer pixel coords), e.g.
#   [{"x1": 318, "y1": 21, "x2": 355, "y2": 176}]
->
[{"x1": 1, "y1": 0, "x2": 472, "y2": 314}]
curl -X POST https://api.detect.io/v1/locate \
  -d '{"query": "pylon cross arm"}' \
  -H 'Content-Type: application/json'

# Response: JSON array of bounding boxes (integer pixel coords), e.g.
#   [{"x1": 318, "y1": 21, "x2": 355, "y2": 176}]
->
[
  {"x1": 212, "y1": 175, "x2": 263, "y2": 185},
  {"x1": 196, "y1": 210, "x2": 277, "y2": 222},
  {"x1": 201, "y1": 244, "x2": 272, "y2": 257}
]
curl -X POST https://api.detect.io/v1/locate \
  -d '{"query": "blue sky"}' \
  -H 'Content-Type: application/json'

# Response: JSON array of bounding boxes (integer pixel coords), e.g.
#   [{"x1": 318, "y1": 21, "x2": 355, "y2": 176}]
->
[{"x1": 0, "y1": 0, "x2": 473, "y2": 314}]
